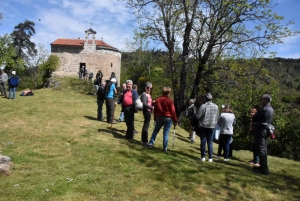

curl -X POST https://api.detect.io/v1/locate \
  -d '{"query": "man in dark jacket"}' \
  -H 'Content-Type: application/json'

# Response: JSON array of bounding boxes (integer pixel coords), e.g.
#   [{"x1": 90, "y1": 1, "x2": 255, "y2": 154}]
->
[
  {"x1": 252, "y1": 94, "x2": 274, "y2": 175},
  {"x1": 97, "y1": 81, "x2": 106, "y2": 121},
  {"x1": 118, "y1": 80, "x2": 138, "y2": 139}
]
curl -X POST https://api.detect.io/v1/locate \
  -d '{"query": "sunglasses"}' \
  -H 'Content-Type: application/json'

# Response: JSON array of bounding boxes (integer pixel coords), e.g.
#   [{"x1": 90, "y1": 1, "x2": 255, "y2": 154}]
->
[{"x1": 147, "y1": 87, "x2": 152, "y2": 90}]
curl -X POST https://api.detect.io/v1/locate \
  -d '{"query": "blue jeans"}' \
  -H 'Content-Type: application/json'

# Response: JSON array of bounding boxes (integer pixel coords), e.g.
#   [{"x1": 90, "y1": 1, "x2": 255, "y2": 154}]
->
[
  {"x1": 119, "y1": 112, "x2": 124, "y2": 121},
  {"x1": 198, "y1": 127, "x2": 214, "y2": 159},
  {"x1": 149, "y1": 116, "x2": 173, "y2": 149},
  {"x1": 9, "y1": 87, "x2": 16, "y2": 99},
  {"x1": 218, "y1": 134, "x2": 232, "y2": 159},
  {"x1": 252, "y1": 142, "x2": 259, "y2": 163}
]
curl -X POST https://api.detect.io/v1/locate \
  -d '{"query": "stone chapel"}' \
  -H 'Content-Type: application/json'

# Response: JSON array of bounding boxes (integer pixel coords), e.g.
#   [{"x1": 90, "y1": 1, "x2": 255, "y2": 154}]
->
[{"x1": 50, "y1": 28, "x2": 121, "y2": 82}]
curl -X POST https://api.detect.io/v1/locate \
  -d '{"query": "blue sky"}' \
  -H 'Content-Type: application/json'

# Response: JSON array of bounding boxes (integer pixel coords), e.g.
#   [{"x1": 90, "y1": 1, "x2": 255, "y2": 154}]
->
[{"x1": 0, "y1": 0, "x2": 299, "y2": 58}]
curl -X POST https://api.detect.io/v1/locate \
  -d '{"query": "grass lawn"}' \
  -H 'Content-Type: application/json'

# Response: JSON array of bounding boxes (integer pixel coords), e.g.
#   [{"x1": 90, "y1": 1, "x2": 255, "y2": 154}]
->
[{"x1": 1, "y1": 77, "x2": 300, "y2": 201}]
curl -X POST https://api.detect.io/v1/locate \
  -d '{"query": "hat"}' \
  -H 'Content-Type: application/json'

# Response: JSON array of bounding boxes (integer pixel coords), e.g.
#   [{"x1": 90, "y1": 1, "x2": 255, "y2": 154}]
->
[
  {"x1": 111, "y1": 78, "x2": 117, "y2": 83},
  {"x1": 0, "y1": 66, "x2": 4, "y2": 70},
  {"x1": 12, "y1": 71, "x2": 16, "y2": 75},
  {"x1": 189, "y1": 99, "x2": 195, "y2": 104},
  {"x1": 204, "y1": 93, "x2": 213, "y2": 101}
]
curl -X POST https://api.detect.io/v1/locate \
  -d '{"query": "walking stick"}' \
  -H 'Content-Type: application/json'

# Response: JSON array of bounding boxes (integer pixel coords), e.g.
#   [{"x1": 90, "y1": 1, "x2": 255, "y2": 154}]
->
[
  {"x1": 172, "y1": 125, "x2": 176, "y2": 149},
  {"x1": 110, "y1": 104, "x2": 116, "y2": 133}
]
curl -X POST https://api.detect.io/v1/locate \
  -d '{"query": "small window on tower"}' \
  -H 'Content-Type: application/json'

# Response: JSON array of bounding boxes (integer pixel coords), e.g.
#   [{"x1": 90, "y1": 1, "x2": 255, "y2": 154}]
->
[{"x1": 111, "y1": 63, "x2": 113, "y2": 67}]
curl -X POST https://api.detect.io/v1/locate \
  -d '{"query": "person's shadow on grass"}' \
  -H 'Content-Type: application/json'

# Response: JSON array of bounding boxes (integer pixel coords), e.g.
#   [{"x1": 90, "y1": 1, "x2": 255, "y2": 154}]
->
[
  {"x1": 83, "y1": 116, "x2": 99, "y2": 121},
  {"x1": 98, "y1": 127, "x2": 125, "y2": 139}
]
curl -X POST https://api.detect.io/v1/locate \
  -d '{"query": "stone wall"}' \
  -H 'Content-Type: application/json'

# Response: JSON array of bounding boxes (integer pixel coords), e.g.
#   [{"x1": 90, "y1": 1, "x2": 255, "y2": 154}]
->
[{"x1": 52, "y1": 47, "x2": 121, "y2": 83}]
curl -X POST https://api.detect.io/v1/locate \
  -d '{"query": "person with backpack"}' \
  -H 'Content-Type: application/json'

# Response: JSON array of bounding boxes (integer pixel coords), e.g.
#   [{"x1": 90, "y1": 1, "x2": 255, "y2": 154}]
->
[
  {"x1": 97, "y1": 81, "x2": 106, "y2": 121},
  {"x1": 186, "y1": 99, "x2": 197, "y2": 143},
  {"x1": 8, "y1": 71, "x2": 20, "y2": 99},
  {"x1": 140, "y1": 82, "x2": 154, "y2": 144}
]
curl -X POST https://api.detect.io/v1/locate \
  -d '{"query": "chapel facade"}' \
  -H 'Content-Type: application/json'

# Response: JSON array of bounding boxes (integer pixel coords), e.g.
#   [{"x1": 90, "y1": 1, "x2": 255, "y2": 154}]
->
[{"x1": 50, "y1": 28, "x2": 121, "y2": 82}]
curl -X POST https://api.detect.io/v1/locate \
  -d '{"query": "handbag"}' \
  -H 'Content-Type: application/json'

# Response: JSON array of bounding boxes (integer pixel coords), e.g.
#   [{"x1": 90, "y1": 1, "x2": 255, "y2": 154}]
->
[{"x1": 266, "y1": 124, "x2": 275, "y2": 139}]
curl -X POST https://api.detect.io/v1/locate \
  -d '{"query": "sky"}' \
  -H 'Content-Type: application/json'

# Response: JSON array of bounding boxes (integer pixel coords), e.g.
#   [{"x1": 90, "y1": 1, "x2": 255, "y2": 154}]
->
[{"x1": 0, "y1": 0, "x2": 300, "y2": 58}]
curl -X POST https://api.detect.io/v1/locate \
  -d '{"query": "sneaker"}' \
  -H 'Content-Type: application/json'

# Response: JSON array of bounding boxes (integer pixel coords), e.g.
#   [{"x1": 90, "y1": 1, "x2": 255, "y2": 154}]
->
[
  {"x1": 200, "y1": 158, "x2": 205, "y2": 162},
  {"x1": 163, "y1": 148, "x2": 167, "y2": 153},
  {"x1": 191, "y1": 140, "x2": 194, "y2": 144},
  {"x1": 208, "y1": 159, "x2": 213, "y2": 162},
  {"x1": 147, "y1": 144, "x2": 153, "y2": 149},
  {"x1": 224, "y1": 159, "x2": 229, "y2": 162},
  {"x1": 254, "y1": 163, "x2": 260, "y2": 167},
  {"x1": 141, "y1": 141, "x2": 148, "y2": 145},
  {"x1": 133, "y1": 129, "x2": 138, "y2": 134},
  {"x1": 216, "y1": 156, "x2": 221, "y2": 159}
]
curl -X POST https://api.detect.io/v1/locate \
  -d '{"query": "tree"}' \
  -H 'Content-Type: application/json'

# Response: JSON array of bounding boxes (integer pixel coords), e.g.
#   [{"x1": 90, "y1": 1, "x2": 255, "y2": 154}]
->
[
  {"x1": 39, "y1": 54, "x2": 60, "y2": 80},
  {"x1": 11, "y1": 20, "x2": 37, "y2": 63},
  {"x1": 123, "y1": 0, "x2": 299, "y2": 117},
  {"x1": 0, "y1": 34, "x2": 23, "y2": 70}
]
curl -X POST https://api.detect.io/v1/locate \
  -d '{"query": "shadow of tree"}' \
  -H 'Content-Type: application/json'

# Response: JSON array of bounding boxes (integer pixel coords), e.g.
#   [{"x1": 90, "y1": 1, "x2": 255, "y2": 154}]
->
[{"x1": 111, "y1": 135, "x2": 300, "y2": 201}]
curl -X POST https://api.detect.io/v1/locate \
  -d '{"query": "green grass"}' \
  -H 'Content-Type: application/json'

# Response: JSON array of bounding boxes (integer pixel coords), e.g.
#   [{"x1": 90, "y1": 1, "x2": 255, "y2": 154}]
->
[{"x1": 1, "y1": 77, "x2": 300, "y2": 201}]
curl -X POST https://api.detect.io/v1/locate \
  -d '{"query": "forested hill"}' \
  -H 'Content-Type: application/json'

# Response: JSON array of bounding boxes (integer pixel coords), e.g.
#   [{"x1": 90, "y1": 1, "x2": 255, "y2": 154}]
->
[{"x1": 264, "y1": 58, "x2": 300, "y2": 103}]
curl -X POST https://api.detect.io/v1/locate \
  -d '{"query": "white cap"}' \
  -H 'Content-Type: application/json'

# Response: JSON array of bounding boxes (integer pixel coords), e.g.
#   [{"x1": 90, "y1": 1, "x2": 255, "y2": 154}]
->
[
  {"x1": 111, "y1": 78, "x2": 117, "y2": 83},
  {"x1": 12, "y1": 71, "x2": 16, "y2": 75}
]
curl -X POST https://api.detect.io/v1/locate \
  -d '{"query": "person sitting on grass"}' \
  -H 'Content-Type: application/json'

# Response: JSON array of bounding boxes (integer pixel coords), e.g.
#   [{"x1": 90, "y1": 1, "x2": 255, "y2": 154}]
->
[{"x1": 21, "y1": 88, "x2": 34, "y2": 96}]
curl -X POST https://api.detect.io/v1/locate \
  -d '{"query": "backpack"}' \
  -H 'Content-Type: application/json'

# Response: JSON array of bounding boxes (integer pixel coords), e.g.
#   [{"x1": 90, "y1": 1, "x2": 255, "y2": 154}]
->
[
  {"x1": 135, "y1": 93, "x2": 145, "y2": 111},
  {"x1": 189, "y1": 106, "x2": 198, "y2": 127},
  {"x1": 10, "y1": 76, "x2": 19, "y2": 87},
  {"x1": 94, "y1": 78, "x2": 99, "y2": 85},
  {"x1": 89, "y1": 72, "x2": 94, "y2": 78}
]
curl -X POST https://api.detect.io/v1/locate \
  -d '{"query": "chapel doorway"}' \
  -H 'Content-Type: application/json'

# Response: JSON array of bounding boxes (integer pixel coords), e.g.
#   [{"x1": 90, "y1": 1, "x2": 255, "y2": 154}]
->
[{"x1": 79, "y1": 63, "x2": 86, "y2": 79}]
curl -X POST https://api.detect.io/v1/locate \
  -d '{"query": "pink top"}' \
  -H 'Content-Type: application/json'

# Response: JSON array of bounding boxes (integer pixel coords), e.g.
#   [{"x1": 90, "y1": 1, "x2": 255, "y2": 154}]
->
[
  {"x1": 123, "y1": 90, "x2": 133, "y2": 107},
  {"x1": 146, "y1": 94, "x2": 153, "y2": 111}
]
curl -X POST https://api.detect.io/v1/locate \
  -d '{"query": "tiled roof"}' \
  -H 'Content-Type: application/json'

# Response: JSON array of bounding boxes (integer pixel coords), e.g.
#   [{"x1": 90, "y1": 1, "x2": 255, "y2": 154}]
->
[{"x1": 51, "y1": 38, "x2": 118, "y2": 50}]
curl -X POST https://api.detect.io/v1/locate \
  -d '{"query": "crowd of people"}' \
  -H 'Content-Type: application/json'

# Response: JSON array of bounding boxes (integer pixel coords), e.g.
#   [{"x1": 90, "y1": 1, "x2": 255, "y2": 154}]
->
[
  {"x1": 95, "y1": 74, "x2": 274, "y2": 175},
  {"x1": 1, "y1": 63, "x2": 274, "y2": 175},
  {"x1": 0, "y1": 67, "x2": 21, "y2": 99}
]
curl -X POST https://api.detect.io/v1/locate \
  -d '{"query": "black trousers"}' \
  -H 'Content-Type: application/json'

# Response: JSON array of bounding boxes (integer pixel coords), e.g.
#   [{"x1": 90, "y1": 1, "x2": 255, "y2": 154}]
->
[
  {"x1": 141, "y1": 110, "x2": 151, "y2": 143},
  {"x1": 97, "y1": 99, "x2": 105, "y2": 120},
  {"x1": 105, "y1": 98, "x2": 115, "y2": 123},
  {"x1": 124, "y1": 107, "x2": 135, "y2": 139},
  {"x1": 254, "y1": 124, "x2": 269, "y2": 173}
]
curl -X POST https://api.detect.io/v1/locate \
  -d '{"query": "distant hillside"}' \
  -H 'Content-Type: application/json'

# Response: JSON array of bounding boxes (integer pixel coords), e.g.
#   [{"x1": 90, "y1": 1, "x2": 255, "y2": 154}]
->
[{"x1": 264, "y1": 58, "x2": 300, "y2": 104}]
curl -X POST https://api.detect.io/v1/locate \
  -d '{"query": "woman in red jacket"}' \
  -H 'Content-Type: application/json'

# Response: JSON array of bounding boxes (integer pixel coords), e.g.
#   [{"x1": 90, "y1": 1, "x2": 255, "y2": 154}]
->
[{"x1": 147, "y1": 87, "x2": 177, "y2": 152}]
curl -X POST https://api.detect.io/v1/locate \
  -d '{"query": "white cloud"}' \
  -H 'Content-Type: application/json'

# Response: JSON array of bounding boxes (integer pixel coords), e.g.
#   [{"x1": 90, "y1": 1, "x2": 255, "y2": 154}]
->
[{"x1": 1, "y1": 0, "x2": 137, "y2": 51}]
